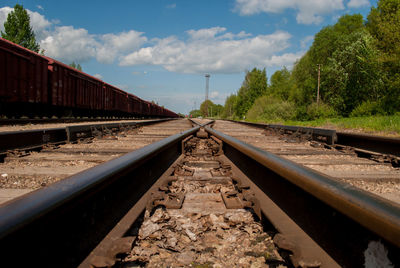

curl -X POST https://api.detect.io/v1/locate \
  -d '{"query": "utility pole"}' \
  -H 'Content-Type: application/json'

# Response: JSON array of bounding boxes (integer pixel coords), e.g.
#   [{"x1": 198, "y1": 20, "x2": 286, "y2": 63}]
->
[
  {"x1": 205, "y1": 74, "x2": 210, "y2": 117},
  {"x1": 317, "y1": 64, "x2": 321, "y2": 106},
  {"x1": 205, "y1": 74, "x2": 210, "y2": 101}
]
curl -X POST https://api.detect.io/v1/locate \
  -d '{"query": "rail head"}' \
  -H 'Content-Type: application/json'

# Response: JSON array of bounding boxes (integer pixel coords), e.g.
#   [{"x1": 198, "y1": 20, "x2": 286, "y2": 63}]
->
[{"x1": 205, "y1": 126, "x2": 400, "y2": 248}]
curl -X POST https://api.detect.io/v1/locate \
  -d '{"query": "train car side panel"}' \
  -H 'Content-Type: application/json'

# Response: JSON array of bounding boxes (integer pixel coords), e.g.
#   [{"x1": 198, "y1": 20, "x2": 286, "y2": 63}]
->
[{"x1": 0, "y1": 38, "x2": 48, "y2": 105}]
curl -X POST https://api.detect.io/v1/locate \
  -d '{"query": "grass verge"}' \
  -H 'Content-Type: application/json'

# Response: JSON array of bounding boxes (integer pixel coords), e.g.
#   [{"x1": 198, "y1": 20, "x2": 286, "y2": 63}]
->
[{"x1": 249, "y1": 114, "x2": 400, "y2": 137}]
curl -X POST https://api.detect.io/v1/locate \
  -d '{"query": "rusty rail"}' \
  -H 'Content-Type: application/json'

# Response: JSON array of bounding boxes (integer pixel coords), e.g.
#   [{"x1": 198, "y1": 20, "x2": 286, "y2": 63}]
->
[
  {"x1": 0, "y1": 117, "x2": 144, "y2": 126},
  {"x1": 0, "y1": 125, "x2": 200, "y2": 267},
  {"x1": 0, "y1": 118, "x2": 175, "y2": 157},
  {"x1": 226, "y1": 119, "x2": 400, "y2": 157},
  {"x1": 205, "y1": 126, "x2": 400, "y2": 267},
  {"x1": 336, "y1": 131, "x2": 400, "y2": 157},
  {"x1": 0, "y1": 121, "x2": 399, "y2": 267},
  {"x1": 226, "y1": 120, "x2": 337, "y2": 144}
]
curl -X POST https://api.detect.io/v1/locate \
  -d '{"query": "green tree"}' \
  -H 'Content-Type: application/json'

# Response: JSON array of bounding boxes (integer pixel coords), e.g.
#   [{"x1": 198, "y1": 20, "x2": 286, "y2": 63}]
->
[
  {"x1": 200, "y1": 100, "x2": 213, "y2": 117},
  {"x1": 367, "y1": 0, "x2": 400, "y2": 113},
  {"x1": 367, "y1": 0, "x2": 400, "y2": 64},
  {"x1": 323, "y1": 30, "x2": 383, "y2": 114},
  {"x1": 199, "y1": 100, "x2": 223, "y2": 117},
  {"x1": 290, "y1": 14, "x2": 385, "y2": 116},
  {"x1": 69, "y1": 62, "x2": 82, "y2": 71},
  {"x1": 221, "y1": 94, "x2": 237, "y2": 119},
  {"x1": 1, "y1": 4, "x2": 40, "y2": 52},
  {"x1": 309, "y1": 14, "x2": 364, "y2": 66},
  {"x1": 290, "y1": 52, "x2": 316, "y2": 107},
  {"x1": 268, "y1": 67, "x2": 293, "y2": 100},
  {"x1": 189, "y1": 109, "x2": 202, "y2": 118},
  {"x1": 234, "y1": 68, "x2": 268, "y2": 118},
  {"x1": 211, "y1": 104, "x2": 224, "y2": 118}
]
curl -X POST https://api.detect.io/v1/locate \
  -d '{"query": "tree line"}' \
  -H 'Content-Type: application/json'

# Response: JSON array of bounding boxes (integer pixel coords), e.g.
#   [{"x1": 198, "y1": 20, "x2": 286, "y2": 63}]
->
[{"x1": 194, "y1": 0, "x2": 399, "y2": 121}]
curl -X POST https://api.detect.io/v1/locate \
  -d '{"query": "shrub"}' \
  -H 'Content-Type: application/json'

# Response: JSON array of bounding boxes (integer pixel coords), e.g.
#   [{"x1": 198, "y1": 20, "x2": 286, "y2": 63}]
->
[
  {"x1": 246, "y1": 96, "x2": 296, "y2": 122},
  {"x1": 294, "y1": 105, "x2": 309, "y2": 121},
  {"x1": 306, "y1": 102, "x2": 336, "y2": 120},
  {"x1": 350, "y1": 101, "x2": 384, "y2": 117}
]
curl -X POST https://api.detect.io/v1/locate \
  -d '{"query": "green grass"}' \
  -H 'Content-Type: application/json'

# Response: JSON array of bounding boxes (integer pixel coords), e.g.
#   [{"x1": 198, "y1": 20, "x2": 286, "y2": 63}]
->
[{"x1": 249, "y1": 114, "x2": 400, "y2": 136}]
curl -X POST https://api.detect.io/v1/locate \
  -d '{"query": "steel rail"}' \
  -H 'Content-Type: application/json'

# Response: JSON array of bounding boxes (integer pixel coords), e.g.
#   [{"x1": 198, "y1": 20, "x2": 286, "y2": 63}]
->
[
  {"x1": 188, "y1": 118, "x2": 215, "y2": 127},
  {"x1": 225, "y1": 119, "x2": 400, "y2": 156},
  {"x1": 0, "y1": 118, "x2": 175, "y2": 154},
  {"x1": 0, "y1": 117, "x2": 142, "y2": 126},
  {"x1": 0, "y1": 125, "x2": 200, "y2": 267},
  {"x1": 336, "y1": 131, "x2": 400, "y2": 157},
  {"x1": 0, "y1": 127, "x2": 67, "y2": 153},
  {"x1": 206, "y1": 126, "x2": 400, "y2": 267},
  {"x1": 225, "y1": 119, "x2": 337, "y2": 144}
]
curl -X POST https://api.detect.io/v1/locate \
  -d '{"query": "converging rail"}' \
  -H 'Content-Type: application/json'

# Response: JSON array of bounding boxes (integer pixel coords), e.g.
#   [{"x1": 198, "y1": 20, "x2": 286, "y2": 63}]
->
[
  {"x1": 0, "y1": 118, "x2": 149, "y2": 126},
  {"x1": 0, "y1": 120, "x2": 398, "y2": 267},
  {"x1": 228, "y1": 119, "x2": 400, "y2": 158},
  {"x1": 0, "y1": 118, "x2": 175, "y2": 158}
]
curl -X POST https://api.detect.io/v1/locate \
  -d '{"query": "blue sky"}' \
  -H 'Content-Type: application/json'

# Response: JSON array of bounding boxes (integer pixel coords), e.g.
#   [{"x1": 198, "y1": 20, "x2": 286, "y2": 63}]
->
[{"x1": 1, "y1": 0, "x2": 376, "y2": 114}]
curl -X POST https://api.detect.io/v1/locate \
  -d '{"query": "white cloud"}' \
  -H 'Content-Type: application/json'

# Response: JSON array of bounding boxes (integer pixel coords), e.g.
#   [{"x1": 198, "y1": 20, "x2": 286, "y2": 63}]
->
[
  {"x1": 27, "y1": 10, "x2": 51, "y2": 31},
  {"x1": 166, "y1": 3, "x2": 176, "y2": 9},
  {"x1": 132, "y1": 71, "x2": 148, "y2": 75},
  {"x1": 269, "y1": 51, "x2": 304, "y2": 66},
  {"x1": 234, "y1": 0, "x2": 345, "y2": 24},
  {"x1": 97, "y1": 30, "x2": 147, "y2": 63},
  {"x1": 348, "y1": 0, "x2": 370, "y2": 8},
  {"x1": 1, "y1": 6, "x2": 304, "y2": 74},
  {"x1": 210, "y1": 91, "x2": 219, "y2": 98},
  {"x1": 0, "y1": 7, "x2": 13, "y2": 32},
  {"x1": 94, "y1": 74, "x2": 103, "y2": 79},
  {"x1": 1, "y1": 6, "x2": 148, "y2": 64},
  {"x1": 187, "y1": 27, "x2": 226, "y2": 40},
  {"x1": 26, "y1": 10, "x2": 51, "y2": 40},
  {"x1": 37, "y1": 5, "x2": 44, "y2": 11},
  {"x1": 42, "y1": 28, "x2": 147, "y2": 64},
  {"x1": 41, "y1": 26, "x2": 97, "y2": 62},
  {"x1": 120, "y1": 28, "x2": 301, "y2": 74},
  {"x1": 187, "y1": 27, "x2": 252, "y2": 41}
]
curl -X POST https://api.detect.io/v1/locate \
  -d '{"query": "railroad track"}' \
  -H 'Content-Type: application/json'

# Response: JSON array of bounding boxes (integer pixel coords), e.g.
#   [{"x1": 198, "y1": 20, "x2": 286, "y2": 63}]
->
[
  {"x1": 213, "y1": 120, "x2": 400, "y2": 204},
  {"x1": 0, "y1": 117, "x2": 145, "y2": 126},
  {"x1": 0, "y1": 119, "x2": 190, "y2": 203},
  {"x1": 0, "y1": 119, "x2": 399, "y2": 267}
]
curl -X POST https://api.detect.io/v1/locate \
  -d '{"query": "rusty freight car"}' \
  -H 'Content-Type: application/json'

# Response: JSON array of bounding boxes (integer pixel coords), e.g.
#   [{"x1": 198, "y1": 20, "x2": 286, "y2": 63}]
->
[
  {"x1": 0, "y1": 38, "x2": 178, "y2": 119},
  {"x1": 0, "y1": 38, "x2": 49, "y2": 117},
  {"x1": 47, "y1": 59, "x2": 105, "y2": 117}
]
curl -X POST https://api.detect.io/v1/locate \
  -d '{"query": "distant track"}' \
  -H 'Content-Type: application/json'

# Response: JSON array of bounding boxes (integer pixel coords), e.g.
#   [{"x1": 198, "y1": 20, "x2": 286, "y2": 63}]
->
[
  {"x1": 0, "y1": 118, "x2": 177, "y2": 157},
  {"x1": 0, "y1": 117, "x2": 146, "y2": 126}
]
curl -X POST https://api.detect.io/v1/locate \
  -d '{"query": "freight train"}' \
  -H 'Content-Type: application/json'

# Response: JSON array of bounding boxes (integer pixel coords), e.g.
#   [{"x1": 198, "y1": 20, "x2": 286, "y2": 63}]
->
[{"x1": 0, "y1": 38, "x2": 178, "y2": 118}]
